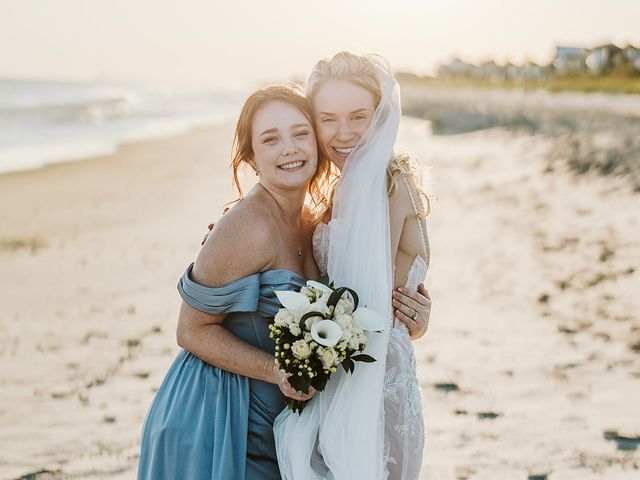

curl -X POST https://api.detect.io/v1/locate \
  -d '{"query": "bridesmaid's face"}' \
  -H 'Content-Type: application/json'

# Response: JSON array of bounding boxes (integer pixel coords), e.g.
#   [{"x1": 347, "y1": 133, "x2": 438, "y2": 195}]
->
[
  {"x1": 251, "y1": 100, "x2": 318, "y2": 192},
  {"x1": 312, "y1": 79, "x2": 376, "y2": 171}
]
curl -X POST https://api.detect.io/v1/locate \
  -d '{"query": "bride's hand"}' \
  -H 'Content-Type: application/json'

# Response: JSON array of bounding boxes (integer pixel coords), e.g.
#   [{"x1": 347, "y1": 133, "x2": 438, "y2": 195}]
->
[
  {"x1": 273, "y1": 364, "x2": 316, "y2": 401},
  {"x1": 392, "y1": 283, "x2": 431, "y2": 340}
]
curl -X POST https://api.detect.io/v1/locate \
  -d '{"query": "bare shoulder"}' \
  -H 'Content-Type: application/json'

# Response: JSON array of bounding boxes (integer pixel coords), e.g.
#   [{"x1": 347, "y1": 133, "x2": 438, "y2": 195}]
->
[
  {"x1": 192, "y1": 197, "x2": 274, "y2": 288},
  {"x1": 388, "y1": 168, "x2": 414, "y2": 221},
  {"x1": 388, "y1": 154, "x2": 428, "y2": 220}
]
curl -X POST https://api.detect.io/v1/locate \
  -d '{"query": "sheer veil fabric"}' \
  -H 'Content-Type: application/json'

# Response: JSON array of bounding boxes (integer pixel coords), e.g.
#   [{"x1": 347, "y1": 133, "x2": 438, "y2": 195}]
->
[{"x1": 274, "y1": 55, "x2": 401, "y2": 480}]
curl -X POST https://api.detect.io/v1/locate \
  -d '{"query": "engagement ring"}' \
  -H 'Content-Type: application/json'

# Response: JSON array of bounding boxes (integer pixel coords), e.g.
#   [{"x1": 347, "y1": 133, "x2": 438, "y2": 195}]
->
[{"x1": 411, "y1": 311, "x2": 419, "y2": 321}]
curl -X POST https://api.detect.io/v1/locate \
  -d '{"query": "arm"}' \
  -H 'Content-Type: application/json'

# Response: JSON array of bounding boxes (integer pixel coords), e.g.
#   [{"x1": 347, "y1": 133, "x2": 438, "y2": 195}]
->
[
  {"x1": 388, "y1": 172, "x2": 432, "y2": 340},
  {"x1": 177, "y1": 207, "x2": 314, "y2": 400}
]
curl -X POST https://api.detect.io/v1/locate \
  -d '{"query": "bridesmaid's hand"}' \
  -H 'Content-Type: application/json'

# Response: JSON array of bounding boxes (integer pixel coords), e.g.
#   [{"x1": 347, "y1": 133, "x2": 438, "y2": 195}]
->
[
  {"x1": 273, "y1": 364, "x2": 317, "y2": 401},
  {"x1": 392, "y1": 283, "x2": 431, "y2": 341}
]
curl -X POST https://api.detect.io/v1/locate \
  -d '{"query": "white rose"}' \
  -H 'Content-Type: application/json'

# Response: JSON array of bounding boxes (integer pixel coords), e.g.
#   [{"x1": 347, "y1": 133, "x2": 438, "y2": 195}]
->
[
  {"x1": 334, "y1": 298, "x2": 355, "y2": 316},
  {"x1": 318, "y1": 346, "x2": 339, "y2": 369},
  {"x1": 334, "y1": 314, "x2": 352, "y2": 331},
  {"x1": 336, "y1": 339, "x2": 348, "y2": 351},
  {"x1": 304, "y1": 332, "x2": 314, "y2": 343},
  {"x1": 292, "y1": 340, "x2": 311, "y2": 359},
  {"x1": 274, "y1": 309, "x2": 294, "y2": 327},
  {"x1": 340, "y1": 328, "x2": 353, "y2": 342},
  {"x1": 348, "y1": 335, "x2": 362, "y2": 350},
  {"x1": 289, "y1": 323, "x2": 302, "y2": 337}
]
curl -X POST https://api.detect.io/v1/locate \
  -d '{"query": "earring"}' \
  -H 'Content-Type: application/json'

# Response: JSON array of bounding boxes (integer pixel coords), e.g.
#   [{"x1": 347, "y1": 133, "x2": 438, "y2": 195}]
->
[{"x1": 255, "y1": 169, "x2": 260, "y2": 176}]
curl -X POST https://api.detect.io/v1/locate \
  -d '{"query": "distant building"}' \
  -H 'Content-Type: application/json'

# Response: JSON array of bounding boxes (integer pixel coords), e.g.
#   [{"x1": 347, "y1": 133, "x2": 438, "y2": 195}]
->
[
  {"x1": 522, "y1": 62, "x2": 549, "y2": 82},
  {"x1": 586, "y1": 44, "x2": 622, "y2": 74},
  {"x1": 553, "y1": 47, "x2": 588, "y2": 75},
  {"x1": 437, "y1": 58, "x2": 475, "y2": 79},
  {"x1": 622, "y1": 45, "x2": 640, "y2": 72}
]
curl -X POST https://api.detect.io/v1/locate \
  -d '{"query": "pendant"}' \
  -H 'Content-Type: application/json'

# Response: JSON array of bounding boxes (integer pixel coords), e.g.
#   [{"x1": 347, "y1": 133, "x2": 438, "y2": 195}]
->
[{"x1": 297, "y1": 246, "x2": 302, "y2": 256}]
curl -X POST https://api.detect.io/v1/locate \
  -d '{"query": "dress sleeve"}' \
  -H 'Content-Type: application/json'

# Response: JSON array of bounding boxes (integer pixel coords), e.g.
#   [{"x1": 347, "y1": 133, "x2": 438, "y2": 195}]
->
[{"x1": 177, "y1": 262, "x2": 261, "y2": 314}]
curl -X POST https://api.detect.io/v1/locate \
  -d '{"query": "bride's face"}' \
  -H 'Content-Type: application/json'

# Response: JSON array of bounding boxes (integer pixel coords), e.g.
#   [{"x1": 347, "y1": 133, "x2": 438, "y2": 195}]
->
[
  {"x1": 251, "y1": 100, "x2": 318, "y2": 192},
  {"x1": 312, "y1": 79, "x2": 376, "y2": 171}
]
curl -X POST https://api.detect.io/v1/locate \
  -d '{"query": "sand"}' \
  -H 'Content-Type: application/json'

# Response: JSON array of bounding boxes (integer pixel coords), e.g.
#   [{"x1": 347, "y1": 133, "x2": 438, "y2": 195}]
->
[{"x1": 1, "y1": 114, "x2": 638, "y2": 479}]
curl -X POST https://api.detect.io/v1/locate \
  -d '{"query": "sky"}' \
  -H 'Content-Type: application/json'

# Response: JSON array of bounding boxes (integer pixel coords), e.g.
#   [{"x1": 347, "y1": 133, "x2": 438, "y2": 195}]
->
[{"x1": 0, "y1": 0, "x2": 638, "y2": 90}]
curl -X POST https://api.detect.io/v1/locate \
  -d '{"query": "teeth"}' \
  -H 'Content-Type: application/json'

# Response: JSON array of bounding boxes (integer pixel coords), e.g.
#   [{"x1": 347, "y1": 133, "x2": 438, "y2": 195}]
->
[
  {"x1": 280, "y1": 161, "x2": 304, "y2": 170},
  {"x1": 334, "y1": 146, "x2": 355, "y2": 154}
]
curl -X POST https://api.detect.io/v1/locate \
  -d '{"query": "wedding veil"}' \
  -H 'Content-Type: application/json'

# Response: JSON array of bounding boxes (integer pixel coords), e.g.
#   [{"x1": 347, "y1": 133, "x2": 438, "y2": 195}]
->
[{"x1": 274, "y1": 54, "x2": 401, "y2": 480}]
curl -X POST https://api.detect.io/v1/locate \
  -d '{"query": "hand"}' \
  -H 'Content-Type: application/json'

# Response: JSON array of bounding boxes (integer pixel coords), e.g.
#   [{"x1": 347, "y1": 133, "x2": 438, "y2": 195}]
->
[
  {"x1": 392, "y1": 283, "x2": 431, "y2": 340},
  {"x1": 273, "y1": 364, "x2": 316, "y2": 401}
]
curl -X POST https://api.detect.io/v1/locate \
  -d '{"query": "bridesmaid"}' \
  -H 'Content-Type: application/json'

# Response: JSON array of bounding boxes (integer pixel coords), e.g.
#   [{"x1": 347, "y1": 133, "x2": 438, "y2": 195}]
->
[{"x1": 137, "y1": 84, "x2": 331, "y2": 479}]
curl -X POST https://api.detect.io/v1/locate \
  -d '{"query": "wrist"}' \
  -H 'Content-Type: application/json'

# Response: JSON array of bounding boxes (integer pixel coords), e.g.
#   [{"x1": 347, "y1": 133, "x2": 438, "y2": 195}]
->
[{"x1": 268, "y1": 358, "x2": 280, "y2": 384}]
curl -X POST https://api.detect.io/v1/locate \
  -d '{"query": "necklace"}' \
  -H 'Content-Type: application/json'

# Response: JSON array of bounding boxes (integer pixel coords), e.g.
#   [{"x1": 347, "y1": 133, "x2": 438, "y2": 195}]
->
[{"x1": 258, "y1": 183, "x2": 303, "y2": 256}]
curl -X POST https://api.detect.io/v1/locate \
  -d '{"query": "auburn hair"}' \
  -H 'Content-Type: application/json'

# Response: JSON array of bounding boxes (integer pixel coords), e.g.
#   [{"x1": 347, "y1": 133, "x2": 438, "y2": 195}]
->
[{"x1": 229, "y1": 84, "x2": 332, "y2": 213}]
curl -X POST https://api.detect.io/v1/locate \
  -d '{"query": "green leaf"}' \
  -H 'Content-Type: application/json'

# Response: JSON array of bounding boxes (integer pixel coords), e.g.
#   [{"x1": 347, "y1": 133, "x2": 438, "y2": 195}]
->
[
  {"x1": 312, "y1": 373, "x2": 329, "y2": 392},
  {"x1": 341, "y1": 357, "x2": 355, "y2": 375},
  {"x1": 351, "y1": 354, "x2": 376, "y2": 363}
]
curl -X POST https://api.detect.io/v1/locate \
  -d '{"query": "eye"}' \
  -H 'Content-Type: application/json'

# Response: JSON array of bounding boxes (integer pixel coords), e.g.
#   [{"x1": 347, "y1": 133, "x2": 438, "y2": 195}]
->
[
  {"x1": 295, "y1": 131, "x2": 309, "y2": 138},
  {"x1": 321, "y1": 118, "x2": 335, "y2": 123},
  {"x1": 353, "y1": 115, "x2": 367, "y2": 121},
  {"x1": 263, "y1": 136, "x2": 278, "y2": 144}
]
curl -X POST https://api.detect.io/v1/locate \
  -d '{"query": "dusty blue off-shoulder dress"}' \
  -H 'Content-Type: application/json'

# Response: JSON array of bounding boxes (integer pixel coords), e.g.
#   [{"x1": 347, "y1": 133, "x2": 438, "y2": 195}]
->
[{"x1": 137, "y1": 262, "x2": 304, "y2": 480}]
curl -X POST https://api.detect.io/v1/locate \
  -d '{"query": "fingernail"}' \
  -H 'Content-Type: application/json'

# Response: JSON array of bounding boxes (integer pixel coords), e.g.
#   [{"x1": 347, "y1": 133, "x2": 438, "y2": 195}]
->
[{"x1": 398, "y1": 287, "x2": 404, "y2": 293}]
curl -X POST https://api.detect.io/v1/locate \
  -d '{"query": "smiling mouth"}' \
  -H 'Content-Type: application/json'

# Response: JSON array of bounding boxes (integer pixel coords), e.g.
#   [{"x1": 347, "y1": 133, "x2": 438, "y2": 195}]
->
[
  {"x1": 332, "y1": 146, "x2": 355, "y2": 155},
  {"x1": 278, "y1": 160, "x2": 306, "y2": 170}
]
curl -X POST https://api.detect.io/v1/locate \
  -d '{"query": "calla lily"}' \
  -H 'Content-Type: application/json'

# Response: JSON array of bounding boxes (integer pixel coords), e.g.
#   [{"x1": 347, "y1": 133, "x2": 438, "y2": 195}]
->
[
  {"x1": 352, "y1": 307, "x2": 385, "y2": 332},
  {"x1": 311, "y1": 320, "x2": 343, "y2": 347},
  {"x1": 308, "y1": 301, "x2": 330, "y2": 317},
  {"x1": 306, "y1": 280, "x2": 334, "y2": 296},
  {"x1": 274, "y1": 290, "x2": 310, "y2": 312}
]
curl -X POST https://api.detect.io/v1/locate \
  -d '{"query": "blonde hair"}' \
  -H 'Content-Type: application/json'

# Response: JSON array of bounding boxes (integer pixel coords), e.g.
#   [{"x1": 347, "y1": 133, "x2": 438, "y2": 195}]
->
[
  {"x1": 229, "y1": 84, "x2": 332, "y2": 213},
  {"x1": 306, "y1": 52, "x2": 432, "y2": 218}
]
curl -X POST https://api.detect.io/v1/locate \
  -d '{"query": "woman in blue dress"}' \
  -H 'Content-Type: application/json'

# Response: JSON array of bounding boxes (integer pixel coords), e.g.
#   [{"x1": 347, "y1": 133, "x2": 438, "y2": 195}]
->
[{"x1": 137, "y1": 84, "x2": 332, "y2": 479}]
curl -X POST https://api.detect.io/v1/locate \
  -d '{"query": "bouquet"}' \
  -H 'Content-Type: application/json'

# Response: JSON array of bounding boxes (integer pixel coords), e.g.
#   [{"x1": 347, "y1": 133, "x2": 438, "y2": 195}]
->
[{"x1": 270, "y1": 280, "x2": 385, "y2": 413}]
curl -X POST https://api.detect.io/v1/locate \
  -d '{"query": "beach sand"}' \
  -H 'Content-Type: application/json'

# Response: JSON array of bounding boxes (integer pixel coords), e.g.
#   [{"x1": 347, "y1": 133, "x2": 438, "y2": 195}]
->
[{"x1": 1, "y1": 116, "x2": 639, "y2": 479}]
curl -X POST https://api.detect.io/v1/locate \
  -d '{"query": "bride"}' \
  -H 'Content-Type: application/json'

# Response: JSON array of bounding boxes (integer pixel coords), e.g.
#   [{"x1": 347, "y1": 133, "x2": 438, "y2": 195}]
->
[{"x1": 274, "y1": 52, "x2": 431, "y2": 480}]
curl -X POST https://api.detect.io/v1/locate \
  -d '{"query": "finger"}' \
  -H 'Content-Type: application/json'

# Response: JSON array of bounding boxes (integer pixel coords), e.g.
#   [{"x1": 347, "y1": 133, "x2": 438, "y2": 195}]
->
[
  {"x1": 394, "y1": 287, "x2": 430, "y2": 309},
  {"x1": 411, "y1": 285, "x2": 432, "y2": 306},
  {"x1": 392, "y1": 291, "x2": 422, "y2": 313},
  {"x1": 394, "y1": 310, "x2": 416, "y2": 334},
  {"x1": 392, "y1": 297, "x2": 419, "y2": 320},
  {"x1": 418, "y1": 283, "x2": 431, "y2": 301}
]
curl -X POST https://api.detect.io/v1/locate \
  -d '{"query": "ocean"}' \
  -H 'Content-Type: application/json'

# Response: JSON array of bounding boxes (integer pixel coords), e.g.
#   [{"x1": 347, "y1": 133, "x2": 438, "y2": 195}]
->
[{"x1": 0, "y1": 78, "x2": 244, "y2": 174}]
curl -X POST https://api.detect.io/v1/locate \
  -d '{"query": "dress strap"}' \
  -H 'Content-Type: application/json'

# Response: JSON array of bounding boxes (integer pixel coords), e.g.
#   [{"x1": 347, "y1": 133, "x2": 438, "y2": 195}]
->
[{"x1": 177, "y1": 263, "x2": 261, "y2": 315}]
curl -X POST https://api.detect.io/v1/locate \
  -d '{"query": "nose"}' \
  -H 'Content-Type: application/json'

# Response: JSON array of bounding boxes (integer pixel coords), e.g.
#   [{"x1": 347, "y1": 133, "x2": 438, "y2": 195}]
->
[
  {"x1": 282, "y1": 136, "x2": 298, "y2": 156},
  {"x1": 336, "y1": 120, "x2": 354, "y2": 142}
]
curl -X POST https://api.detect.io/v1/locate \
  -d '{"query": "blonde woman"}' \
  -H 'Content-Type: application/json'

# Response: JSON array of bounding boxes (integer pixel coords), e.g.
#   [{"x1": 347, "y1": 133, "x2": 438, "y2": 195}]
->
[{"x1": 275, "y1": 52, "x2": 431, "y2": 480}]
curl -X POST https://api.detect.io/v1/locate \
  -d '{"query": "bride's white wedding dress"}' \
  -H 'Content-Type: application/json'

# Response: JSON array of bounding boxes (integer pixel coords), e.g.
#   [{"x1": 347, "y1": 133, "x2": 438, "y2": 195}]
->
[{"x1": 312, "y1": 174, "x2": 429, "y2": 480}]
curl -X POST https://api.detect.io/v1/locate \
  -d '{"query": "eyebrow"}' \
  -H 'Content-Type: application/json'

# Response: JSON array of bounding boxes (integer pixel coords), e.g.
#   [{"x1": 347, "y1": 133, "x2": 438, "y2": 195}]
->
[
  {"x1": 259, "y1": 123, "x2": 310, "y2": 136},
  {"x1": 317, "y1": 108, "x2": 370, "y2": 116}
]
